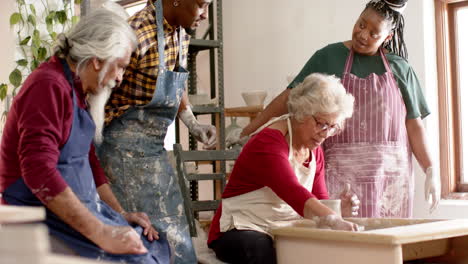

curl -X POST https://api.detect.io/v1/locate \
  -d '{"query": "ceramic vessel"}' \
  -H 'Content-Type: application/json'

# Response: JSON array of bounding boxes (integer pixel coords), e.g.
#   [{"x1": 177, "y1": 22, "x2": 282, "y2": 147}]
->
[
  {"x1": 320, "y1": 199, "x2": 341, "y2": 216},
  {"x1": 241, "y1": 90, "x2": 267, "y2": 106}
]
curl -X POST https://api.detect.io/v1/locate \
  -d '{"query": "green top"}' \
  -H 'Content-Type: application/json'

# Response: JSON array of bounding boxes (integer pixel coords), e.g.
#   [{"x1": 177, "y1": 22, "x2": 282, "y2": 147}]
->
[{"x1": 288, "y1": 42, "x2": 430, "y2": 119}]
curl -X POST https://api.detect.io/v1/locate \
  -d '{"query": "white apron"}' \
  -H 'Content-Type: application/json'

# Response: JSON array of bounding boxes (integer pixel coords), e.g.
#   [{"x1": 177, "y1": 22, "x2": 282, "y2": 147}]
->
[{"x1": 220, "y1": 114, "x2": 316, "y2": 236}]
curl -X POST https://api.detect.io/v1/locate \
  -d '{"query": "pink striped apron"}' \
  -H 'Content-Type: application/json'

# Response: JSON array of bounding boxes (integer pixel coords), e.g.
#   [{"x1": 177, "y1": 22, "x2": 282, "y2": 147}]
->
[{"x1": 323, "y1": 48, "x2": 413, "y2": 218}]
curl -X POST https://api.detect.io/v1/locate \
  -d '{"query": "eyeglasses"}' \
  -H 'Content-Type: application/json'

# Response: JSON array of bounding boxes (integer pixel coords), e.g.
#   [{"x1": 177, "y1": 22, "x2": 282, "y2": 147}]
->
[{"x1": 311, "y1": 115, "x2": 341, "y2": 136}]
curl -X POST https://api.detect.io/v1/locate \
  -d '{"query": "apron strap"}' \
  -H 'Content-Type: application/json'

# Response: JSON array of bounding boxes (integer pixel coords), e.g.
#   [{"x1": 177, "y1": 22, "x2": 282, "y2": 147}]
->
[
  {"x1": 60, "y1": 58, "x2": 77, "y2": 109},
  {"x1": 178, "y1": 28, "x2": 186, "y2": 68},
  {"x1": 154, "y1": 0, "x2": 187, "y2": 71},
  {"x1": 344, "y1": 48, "x2": 354, "y2": 74},
  {"x1": 286, "y1": 117, "x2": 294, "y2": 160},
  {"x1": 379, "y1": 48, "x2": 393, "y2": 73},
  {"x1": 154, "y1": 0, "x2": 166, "y2": 73},
  {"x1": 249, "y1": 114, "x2": 290, "y2": 137}
]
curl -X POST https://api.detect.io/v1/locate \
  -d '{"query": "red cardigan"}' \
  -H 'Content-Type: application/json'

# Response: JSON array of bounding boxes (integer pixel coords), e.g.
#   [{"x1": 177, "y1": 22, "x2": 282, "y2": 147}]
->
[
  {"x1": 207, "y1": 128, "x2": 329, "y2": 245},
  {"x1": 0, "y1": 56, "x2": 108, "y2": 204}
]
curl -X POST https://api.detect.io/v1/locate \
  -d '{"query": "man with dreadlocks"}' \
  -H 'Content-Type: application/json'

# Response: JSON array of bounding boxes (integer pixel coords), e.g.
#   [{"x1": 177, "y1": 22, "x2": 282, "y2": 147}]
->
[{"x1": 233, "y1": 0, "x2": 440, "y2": 218}]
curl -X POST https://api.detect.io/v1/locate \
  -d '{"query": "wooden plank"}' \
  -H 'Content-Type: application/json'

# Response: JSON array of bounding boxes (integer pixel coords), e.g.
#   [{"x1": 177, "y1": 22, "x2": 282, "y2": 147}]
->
[
  {"x1": 179, "y1": 150, "x2": 240, "y2": 161},
  {"x1": 0, "y1": 224, "x2": 50, "y2": 254},
  {"x1": 187, "y1": 173, "x2": 225, "y2": 181},
  {"x1": 192, "y1": 200, "x2": 220, "y2": 211},
  {"x1": 46, "y1": 254, "x2": 115, "y2": 264},
  {"x1": 402, "y1": 239, "x2": 450, "y2": 261},
  {"x1": 0, "y1": 205, "x2": 46, "y2": 223}
]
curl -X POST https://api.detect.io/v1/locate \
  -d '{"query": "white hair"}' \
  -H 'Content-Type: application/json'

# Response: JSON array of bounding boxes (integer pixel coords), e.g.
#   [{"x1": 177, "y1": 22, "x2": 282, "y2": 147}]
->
[
  {"x1": 287, "y1": 73, "x2": 355, "y2": 123},
  {"x1": 91, "y1": 0, "x2": 130, "y2": 20},
  {"x1": 53, "y1": 9, "x2": 137, "y2": 74}
]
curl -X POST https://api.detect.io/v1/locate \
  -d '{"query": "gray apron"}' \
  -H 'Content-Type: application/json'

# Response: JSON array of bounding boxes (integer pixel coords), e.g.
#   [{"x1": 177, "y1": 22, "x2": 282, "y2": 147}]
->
[{"x1": 97, "y1": 0, "x2": 197, "y2": 262}]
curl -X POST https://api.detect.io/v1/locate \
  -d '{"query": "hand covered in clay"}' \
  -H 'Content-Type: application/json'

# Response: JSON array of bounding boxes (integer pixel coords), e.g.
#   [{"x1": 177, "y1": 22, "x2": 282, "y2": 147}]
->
[
  {"x1": 319, "y1": 214, "x2": 359, "y2": 231},
  {"x1": 179, "y1": 106, "x2": 217, "y2": 149},
  {"x1": 340, "y1": 183, "x2": 360, "y2": 217},
  {"x1": 424, "y1": 166, "x2": 440, "y2": 213},
  {"x1": 226, "y1": 127, "x2": 250, "y2": 148},
  {"x1": 94, "y1": 224, "x2": 147, "y2": 254}
]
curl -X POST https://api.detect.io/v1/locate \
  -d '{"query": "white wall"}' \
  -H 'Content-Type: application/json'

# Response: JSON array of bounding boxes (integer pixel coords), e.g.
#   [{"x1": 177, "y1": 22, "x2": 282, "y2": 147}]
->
[{"x1": 222, "y1": 0, "x2": 468, "y2": 219}]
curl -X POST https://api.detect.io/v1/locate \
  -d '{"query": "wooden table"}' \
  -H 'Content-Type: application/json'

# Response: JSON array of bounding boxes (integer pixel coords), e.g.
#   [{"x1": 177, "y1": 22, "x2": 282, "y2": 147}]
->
[{"x1": 272, "y1": 218, "x2": 468, "y2": 264}]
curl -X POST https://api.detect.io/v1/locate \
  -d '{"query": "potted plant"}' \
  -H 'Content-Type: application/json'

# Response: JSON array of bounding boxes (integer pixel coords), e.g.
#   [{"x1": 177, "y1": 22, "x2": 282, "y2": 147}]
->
[{"x1": 0, "y1": 0, "x2": 79, "y2": 120}]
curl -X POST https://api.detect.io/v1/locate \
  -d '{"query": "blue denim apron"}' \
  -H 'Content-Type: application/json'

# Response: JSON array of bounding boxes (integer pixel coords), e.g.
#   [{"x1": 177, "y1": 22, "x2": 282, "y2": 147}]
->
[
  {"x1": 97, "y1": 0, "x2": 196, "y2": 263},
  {"x1": 2, "y1": 59, "x2": 170, "y2": 264}
]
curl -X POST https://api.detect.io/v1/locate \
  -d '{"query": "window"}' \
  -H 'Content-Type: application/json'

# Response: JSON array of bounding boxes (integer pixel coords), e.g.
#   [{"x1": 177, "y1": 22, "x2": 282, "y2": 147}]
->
[{"x1": 435, "y1": 0, "x2": 468, "y2": 198}]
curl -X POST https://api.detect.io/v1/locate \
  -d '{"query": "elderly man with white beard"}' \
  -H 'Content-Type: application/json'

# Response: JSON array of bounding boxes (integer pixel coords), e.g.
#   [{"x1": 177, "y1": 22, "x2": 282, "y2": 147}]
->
[{"x1": 0, "y1": 10, "x2": 171, "y2": 264}]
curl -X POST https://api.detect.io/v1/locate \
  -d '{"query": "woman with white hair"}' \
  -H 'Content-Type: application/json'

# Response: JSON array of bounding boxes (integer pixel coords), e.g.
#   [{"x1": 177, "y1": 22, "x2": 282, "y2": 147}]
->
[
  {"x1": 0, "y1": 10, "x2": 170, "y2": 263},
  {"x1": 207, "y1": 73, "x2": 359, "y2": 264}
]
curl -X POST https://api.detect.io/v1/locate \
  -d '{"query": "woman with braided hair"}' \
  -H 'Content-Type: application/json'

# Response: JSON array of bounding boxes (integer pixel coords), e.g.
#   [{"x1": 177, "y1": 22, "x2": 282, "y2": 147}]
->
[{"x1": 236, "y1": 0, "x2": 440, "y2": 218}]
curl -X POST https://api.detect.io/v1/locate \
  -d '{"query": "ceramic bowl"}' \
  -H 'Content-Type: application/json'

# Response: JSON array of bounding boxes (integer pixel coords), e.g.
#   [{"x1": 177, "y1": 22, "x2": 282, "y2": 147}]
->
[{"x1": 241, "y1": 90, "x2": 267, "y2": 107}]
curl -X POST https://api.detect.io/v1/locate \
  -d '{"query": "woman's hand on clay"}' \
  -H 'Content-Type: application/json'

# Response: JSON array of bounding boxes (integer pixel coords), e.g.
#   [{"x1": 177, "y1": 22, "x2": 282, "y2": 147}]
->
[{"x1": 319, "y1": 215, "x2": 359, "y2": 231}]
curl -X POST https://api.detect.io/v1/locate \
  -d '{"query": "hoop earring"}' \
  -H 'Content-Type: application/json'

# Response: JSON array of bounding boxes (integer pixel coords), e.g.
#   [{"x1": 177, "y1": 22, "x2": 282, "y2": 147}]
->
[{"x1": 173, "y1": 0, "x2": 179, "y2": 7}]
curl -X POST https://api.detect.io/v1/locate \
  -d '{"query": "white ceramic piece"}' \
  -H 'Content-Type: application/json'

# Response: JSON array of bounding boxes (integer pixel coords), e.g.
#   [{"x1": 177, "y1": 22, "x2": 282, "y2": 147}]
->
[
  {"x1": 320, "y1": 199, "x2": 341, "y2": 216},
  {"x1": 241, "y1": 90, "x2": 267, "y2": 106}
]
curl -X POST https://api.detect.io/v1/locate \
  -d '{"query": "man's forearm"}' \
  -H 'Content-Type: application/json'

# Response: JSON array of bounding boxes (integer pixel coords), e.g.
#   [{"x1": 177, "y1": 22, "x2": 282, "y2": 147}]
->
[
  {"x1": 46, "y1": 187, "x2": 103, "y2": 241},
  {"x1": 178, "y1": 91, "x2": 190, "y2": 113},
  {"x1": 97, "y1": 183, "x2": 125, "y2": 214}
]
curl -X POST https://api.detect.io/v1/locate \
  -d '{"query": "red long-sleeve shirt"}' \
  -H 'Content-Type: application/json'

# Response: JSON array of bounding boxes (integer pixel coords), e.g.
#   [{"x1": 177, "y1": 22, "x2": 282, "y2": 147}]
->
[
  {"x1": 207, "y1": 128, "x2": 328, "y2": 245},
  {"x1": 0, "y1": 56, "x2": 108, "y2": 204}
]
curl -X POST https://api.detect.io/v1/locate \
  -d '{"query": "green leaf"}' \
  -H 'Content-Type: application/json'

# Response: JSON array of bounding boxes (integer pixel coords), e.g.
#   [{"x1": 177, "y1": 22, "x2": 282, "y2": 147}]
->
[
  {"x1": 0, "y1": 84, "x2": 7, "y2": 101},
  {"x1": 29, "y1": 4, "x2": 36, "y2": 15},
  {"x1": 37, "y1": 47, "x2": 47, "y2": 61},
  {"x1": 31, "y1": 60, "x2": 39, "y2": 71},
  {"x1": 55, "y1": 10, "x2": 67, "y2": 24},
  {"x1": 9, "y1": 13, "x2": 21, "y2": 26},
  {"x1": 72, "y1": 15, "x2": 79, "y2": 25},
  {"x1": 16, "y1": 59, "x2": 28, "y2": 67},
  {"x1": 32, "y1": 45, "x2": 39, "y2": 58},
  {"x1": 46, "y1": 14, "x2": 54, "y2": 33},
  {"x1": 9, "y1": 69, "x2": 22, "y2": 88},
  {"x1": 32, "y1": 29, "x2": 41, "y2": 47},
  {"x1": 27, "y1": 14, "x2": 36, "y2": 27},
  {"x1": 19, "y1": 36, "x2": 31, "y2": 45},
  {"x1": 17, "y1": 0, "x2": 25, "y2": 5},
  {"x1": 50, "y1": 32, "x2": 57, "y2": 41},
  {"x1": 74, "y1": 0, "x2": 82, "y2": 4}
]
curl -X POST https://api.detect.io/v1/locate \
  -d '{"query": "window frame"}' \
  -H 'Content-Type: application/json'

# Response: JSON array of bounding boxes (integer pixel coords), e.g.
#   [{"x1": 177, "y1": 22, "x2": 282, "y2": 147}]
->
[{"x1": 435, "y1": 0, "x2": 468, "y2": 199}]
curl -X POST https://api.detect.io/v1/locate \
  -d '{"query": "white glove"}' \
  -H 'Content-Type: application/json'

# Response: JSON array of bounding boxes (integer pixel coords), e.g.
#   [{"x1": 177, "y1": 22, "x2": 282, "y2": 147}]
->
[
  {"x1": 226, "y1": 127, "x2": 250, "y2": 148},
  {"x1": 179, "y1": 106, "x2": 217, "y2": 149},
  {"x1": 339, "y1": 183, "x2": 360, "y2": 217},
  {"x1": 425, "y1": 166, "x2": 441, "y2": 213},
  {"x1": 318, "y1": 215, "x2": 359, "y2": 231}
]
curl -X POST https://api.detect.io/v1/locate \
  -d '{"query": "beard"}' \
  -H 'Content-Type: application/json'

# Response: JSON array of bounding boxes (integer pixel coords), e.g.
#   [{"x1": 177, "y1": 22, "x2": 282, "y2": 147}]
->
[{"x1": 87, "y1": 68, "x2": 115, "y2": 145}]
